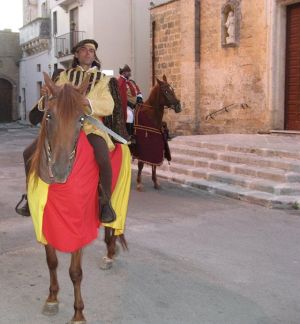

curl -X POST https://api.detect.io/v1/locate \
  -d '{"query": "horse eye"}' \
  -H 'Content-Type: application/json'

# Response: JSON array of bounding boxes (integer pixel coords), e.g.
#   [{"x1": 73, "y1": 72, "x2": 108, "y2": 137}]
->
[
  {"x1": 46, "y1": 113, "x2": 51, "y2": 120},
  {"x1": 79, "y1": 116, "x2": 85, "y2": 123}
]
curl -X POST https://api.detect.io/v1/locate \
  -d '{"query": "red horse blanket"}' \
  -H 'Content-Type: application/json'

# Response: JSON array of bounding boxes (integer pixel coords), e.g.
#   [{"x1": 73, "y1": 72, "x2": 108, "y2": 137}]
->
[
  {"x1": 133, "y1": 105, "x2": 166, "y2": 166},
  {"x1": 28, "y1": 132, "x2": 125, "y2": 252}
]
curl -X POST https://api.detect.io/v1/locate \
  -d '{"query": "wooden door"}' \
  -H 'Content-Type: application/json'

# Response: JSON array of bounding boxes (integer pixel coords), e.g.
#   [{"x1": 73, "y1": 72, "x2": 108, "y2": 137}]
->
[
  {"x1": 285, "y1": 3, "x2": 300, "y2": 130},
  {"x1": 0, "y1": 78, "x2": 12, "y2": 122}
]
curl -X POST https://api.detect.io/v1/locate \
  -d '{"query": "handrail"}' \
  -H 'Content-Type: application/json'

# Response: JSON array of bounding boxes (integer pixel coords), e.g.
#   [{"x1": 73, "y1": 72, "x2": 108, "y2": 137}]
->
[{"x1": 205, "y1": 103, "x2": 250, "y2": 121}]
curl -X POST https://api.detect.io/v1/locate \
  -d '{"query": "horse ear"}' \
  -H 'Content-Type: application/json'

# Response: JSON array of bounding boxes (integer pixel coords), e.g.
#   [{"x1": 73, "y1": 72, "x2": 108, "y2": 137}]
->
[
  {"x1": 78, "y1": 74, "x2": 90, "y2": 95},
  {"x1": 156, "y1": 77, "x2": 162, "y2": 85},
  {"x1": 43, "y1": 72, "x2": 59, "y2": 95},
  {"x1": 162, "y1": 74, "x2": 167, "y2": 83}
]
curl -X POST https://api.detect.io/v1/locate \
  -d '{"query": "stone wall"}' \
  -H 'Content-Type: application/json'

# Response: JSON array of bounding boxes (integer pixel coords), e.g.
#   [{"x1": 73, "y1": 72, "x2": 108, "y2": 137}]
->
[
  {"x1": 0, "y1": 30, "x2": 22, "y2": 120},
  {"x1": 199, "y1": 0, "x2": 269, "y2": 134},
  {"x1": 150, "y1": 0, "x2": 200, "y2": 135},
  {"x1": 151, "y1": 0, "x2": 271, "y2": 135},
  {"x1": 150, "y1": 0, "x2": 182, "y2": 132}
]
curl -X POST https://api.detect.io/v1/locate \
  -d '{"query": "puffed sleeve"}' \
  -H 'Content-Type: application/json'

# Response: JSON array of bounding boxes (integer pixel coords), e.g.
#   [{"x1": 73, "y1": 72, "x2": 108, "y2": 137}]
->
[
  {"x1": 87, "y1": 75, "x2": 114, "y2": 117},
  {"x1": 55, "y1": 70, "x2": 69, "y2": 86}
]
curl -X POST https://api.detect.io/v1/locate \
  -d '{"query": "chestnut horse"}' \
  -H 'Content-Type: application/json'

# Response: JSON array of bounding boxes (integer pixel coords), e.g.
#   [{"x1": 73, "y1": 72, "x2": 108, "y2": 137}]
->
[
  {"x1": 132, "y1": 75, "x2": 181, "y2": 190},
  {"x1": 27, "y1": 73, "x2": 103, "y2": 324}
]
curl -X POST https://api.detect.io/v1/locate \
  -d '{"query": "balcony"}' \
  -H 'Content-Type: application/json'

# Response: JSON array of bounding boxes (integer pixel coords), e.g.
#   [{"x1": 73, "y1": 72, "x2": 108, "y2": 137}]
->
[
  {"x1": 20, "y1": 18, "x2": 51, "y2": 56},
  {"x1": 54, "y1": 31, "x2": 85, "y2": 64},
  {"x1": 55, "y1": 0, "x2": 84, "y2": 12}
]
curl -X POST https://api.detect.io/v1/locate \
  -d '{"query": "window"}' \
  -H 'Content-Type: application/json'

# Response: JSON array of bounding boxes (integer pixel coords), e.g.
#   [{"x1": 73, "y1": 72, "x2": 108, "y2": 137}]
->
[
  {"x1": 37, "y1": 64, "x2": 41, "y2": 72},
  {"x1": 37, "y1": 81, "x2": 42, "y2": 98},
  {"x1": 53, "y1": 11, "x2": 57, "y2": 35}
]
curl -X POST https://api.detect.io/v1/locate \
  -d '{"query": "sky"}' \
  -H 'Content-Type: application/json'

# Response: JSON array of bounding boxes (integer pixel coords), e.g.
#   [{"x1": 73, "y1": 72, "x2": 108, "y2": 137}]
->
[{"x1": 0, "y1": 0, "x2": 23, "y2": 32}]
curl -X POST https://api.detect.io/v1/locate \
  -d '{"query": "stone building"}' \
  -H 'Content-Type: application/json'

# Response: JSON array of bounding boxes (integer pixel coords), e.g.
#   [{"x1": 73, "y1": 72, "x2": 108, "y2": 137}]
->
[
  {"x1": 0, "y1": 30, "x2": 22, "y2": 122},
  {"x1": 150, "y1": 0, "x2": 300, "y2": 135}
]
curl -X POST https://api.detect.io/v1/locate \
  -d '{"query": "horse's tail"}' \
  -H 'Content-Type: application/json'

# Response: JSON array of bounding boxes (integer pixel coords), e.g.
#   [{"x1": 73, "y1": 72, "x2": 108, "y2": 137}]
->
[{"x1": 118, "y1": 234, "x2": 128, "y2": 251}]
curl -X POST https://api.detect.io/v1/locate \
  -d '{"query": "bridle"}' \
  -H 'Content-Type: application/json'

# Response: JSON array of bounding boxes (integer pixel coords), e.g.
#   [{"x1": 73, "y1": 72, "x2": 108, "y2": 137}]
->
[
  {"x1": 159, "y1": 83, "x2": 180, "y2": 110},
  {"x1": 40, "y1": 94, "x2": 87, "y2": 179}
]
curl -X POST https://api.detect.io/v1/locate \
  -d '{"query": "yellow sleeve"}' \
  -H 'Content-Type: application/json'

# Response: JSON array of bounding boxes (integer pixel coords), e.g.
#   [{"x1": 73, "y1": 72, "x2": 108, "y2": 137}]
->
[
  {"x1": 55, "y1": 71, "x2": 69, "y2": 86},
  {"x1": 87, "y1": 75, "x2": 114, "y2": 117}
]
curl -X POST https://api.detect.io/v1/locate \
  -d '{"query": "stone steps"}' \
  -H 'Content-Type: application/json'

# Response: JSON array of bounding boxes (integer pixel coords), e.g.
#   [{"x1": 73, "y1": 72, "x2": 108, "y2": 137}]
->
[{"x1": 131, "y1": 136, "x2": 300, "y2": 209}]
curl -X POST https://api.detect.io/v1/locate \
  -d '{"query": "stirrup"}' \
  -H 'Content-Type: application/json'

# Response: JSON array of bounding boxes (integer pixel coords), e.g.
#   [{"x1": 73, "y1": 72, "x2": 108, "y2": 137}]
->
[{"x1": 15, "y1": 194, "x2": 31, "y2": 217}]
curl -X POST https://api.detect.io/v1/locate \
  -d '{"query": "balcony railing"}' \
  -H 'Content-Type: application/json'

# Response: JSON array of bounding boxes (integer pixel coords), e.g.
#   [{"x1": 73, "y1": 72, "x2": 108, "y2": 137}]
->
[
  {"x1": 20, "y1": 17, "x2": 50, "y2": 45},
  {"x1": 54, "y1": 31, "x2": 85, "y2": 58}
]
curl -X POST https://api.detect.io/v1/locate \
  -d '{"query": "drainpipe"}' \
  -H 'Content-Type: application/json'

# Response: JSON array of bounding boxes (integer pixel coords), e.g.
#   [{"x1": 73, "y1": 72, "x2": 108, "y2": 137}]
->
[
  {"x1": 152, "y1": 20, "x2": 156, "y2": 86},
  {"x1": 129, "y1": 0, "x2": 135, "y2": 73}
]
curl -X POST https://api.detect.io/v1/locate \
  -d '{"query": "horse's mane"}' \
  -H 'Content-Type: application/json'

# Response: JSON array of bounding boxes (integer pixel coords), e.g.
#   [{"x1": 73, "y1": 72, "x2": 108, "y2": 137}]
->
[
  {"x1": 146, "y1": 83, "x2": 160, "y2": 106},
  {"x1": 29, "y1": 84, "x2": 85, "y2": 182}
]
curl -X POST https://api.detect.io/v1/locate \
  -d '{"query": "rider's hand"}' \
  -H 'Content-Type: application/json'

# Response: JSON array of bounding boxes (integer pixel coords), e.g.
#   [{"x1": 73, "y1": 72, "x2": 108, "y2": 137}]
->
[{"x1": 82, "y1": 98, "x2": 90, "y2": 106}]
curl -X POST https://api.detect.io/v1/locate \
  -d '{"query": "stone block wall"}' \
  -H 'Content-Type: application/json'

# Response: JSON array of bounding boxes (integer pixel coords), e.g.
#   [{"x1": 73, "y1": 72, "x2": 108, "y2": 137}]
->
[
  {"x1": 151, "y1": 0, "x2": 271, "y2": 135},
  {"x1": 150, "y1": 0, "x2": 183, "y2": 133},
  {"x1": 199, "y1": 0, "x2": 269, "y2": 134}
]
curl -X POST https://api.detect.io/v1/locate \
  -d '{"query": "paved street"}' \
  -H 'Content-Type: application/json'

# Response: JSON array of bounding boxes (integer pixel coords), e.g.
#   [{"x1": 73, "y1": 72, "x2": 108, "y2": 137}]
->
[{"x1": 0, "y1": 125, "x2": 300, "y2": 324}]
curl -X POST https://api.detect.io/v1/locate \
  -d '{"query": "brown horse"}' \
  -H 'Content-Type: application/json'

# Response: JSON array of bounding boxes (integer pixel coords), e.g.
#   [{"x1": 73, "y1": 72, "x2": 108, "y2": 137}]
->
[
  {"x1": 27, "y1": 73, "x2": 100, "y2": 324},
  {"x1": 132, "y1": 75, "x2": 181, "y2": 191}
]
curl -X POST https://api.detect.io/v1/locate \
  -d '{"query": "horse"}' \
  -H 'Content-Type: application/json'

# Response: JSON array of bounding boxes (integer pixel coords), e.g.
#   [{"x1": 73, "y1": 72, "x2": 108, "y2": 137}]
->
[
  {"x1": 132, "y1": 75, "x2": 181, "y2": 191},
  {"x1": 27, "y1": 72, "x2": 107, "y2": 324}
]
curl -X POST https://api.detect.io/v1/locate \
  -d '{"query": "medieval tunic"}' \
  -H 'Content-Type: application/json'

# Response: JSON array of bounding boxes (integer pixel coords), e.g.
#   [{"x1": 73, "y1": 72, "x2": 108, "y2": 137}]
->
[
  {"x1": 28, "y1": 66, "x2": 131, "y2": 252},
  {"x1": 56, "y1": 65, "x2": 115, "y2": 150}
]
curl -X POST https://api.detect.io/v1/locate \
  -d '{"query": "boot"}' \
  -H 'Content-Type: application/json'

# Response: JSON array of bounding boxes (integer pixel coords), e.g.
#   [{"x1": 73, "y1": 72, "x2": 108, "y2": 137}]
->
[
  {"x1": 15, "y1": 194, "x2": 31, "y2": 217},
  {"x1": 98, "y1": 185, "x2": 116, "y2": 223}
]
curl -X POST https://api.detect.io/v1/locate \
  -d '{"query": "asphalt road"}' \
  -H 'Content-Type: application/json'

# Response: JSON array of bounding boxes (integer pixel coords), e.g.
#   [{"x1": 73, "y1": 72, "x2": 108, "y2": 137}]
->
[{"x1": 0, "y1": 125, "x2": 300, "y2": 324}]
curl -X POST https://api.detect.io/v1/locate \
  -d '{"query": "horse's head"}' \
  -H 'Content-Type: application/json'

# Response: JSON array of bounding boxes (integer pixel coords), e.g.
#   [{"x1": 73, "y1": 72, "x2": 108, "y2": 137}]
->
[
  {"x1": 33, "y1": 73, "x2": 90, "y2": 184},
  {"x1": 156, "y1": 75, "x2": 181, "y2": 113}
]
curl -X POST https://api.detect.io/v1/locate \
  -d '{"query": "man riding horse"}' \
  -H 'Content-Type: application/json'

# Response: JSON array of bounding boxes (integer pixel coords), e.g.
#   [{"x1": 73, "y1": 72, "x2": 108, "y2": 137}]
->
[
  {"x1": 117, "y1": 64, "x2": 143, "y2": 137},
  {"x1": 16, "y1": 39, "x2": 118, "y2": 222}
]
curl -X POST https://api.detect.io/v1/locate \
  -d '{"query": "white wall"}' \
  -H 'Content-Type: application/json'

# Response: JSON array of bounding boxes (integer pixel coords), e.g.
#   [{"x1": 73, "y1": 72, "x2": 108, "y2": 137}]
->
[
  {"x1": 93, "y1": 0, "x2": 132, "y2": 75},
  {"x1": 93, "y1": 0, "x2": 150, "y2": 96},
  {"x1": 132, "y1": 0, "x2": 151, "y2": 96},
  {"x1": 19, "y1": 51, "x2": 50, "y2": 119}
]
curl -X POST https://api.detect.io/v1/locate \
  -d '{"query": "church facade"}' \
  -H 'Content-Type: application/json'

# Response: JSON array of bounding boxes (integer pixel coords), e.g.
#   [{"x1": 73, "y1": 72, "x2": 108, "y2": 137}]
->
[{"x1": 150, "y1": 0, "x2": 300, "y2": 135}]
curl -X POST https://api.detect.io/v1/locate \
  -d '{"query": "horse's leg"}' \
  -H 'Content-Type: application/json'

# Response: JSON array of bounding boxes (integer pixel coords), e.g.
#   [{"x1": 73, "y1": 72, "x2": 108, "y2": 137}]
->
[
  {"x1": 152, "y1": 165, "x2": 160, "y2": 190},
  {"x1": 100, "y1": 227, "x2": 116, "y2": 270},
  {"x1": 42, "y1": 244, "x2": 59, "y2": 316},
  {"x1": 137, "y1": 161, "x2": 144, "y2": 191},
  {"x1": 69, "y1": 249, "x2": 86, "y2": 323}
]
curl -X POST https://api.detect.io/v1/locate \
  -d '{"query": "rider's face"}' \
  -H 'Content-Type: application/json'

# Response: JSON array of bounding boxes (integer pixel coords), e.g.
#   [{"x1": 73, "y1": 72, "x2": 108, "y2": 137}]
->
[
  {"x1": 123, "y1": 71, "x2": 131, "y2": 79},
  {"x1": 75, "y1": 45, "x2": 96, "y2": 67}
]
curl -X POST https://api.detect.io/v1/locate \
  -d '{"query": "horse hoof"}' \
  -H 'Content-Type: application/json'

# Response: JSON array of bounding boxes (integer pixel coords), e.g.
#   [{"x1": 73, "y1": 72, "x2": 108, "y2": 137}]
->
[
  {"x1": 66, "y1": 320, "x2": 86, "y2": 324},
  {"x1": 42, "y1": 301, "x2": 59, "y2": 316},
  {"x1": 154, "y1": 184, "x2": 161, "y2": 190},
  {"x1": 136, "y1": 184, "x2": 143, "y2": 192},
  {"x1": 99, "y1": 256, "x2": 113, "y2": 270}
]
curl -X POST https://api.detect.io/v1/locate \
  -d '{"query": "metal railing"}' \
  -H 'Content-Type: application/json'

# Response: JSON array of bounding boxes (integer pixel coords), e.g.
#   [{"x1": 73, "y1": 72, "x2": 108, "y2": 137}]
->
[
  {"x1": 54, "y1": 31, "x2": 85, "y2": 58},
  {"x1": 205, "y1": 103, "x2": 250, "y2": 121}
]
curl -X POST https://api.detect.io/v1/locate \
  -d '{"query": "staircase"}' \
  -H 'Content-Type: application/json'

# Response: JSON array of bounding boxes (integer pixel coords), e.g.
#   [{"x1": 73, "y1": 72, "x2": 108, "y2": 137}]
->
[{"x1": 133, "y1": 134, "x2": 300, "y2": 209}]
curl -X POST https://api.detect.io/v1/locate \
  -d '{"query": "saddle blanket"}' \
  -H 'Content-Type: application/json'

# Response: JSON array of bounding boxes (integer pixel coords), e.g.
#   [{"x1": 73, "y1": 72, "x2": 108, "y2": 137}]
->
[
  {"x1": 132, "y1": 104, "x2": 165, "y2": 166},
  {"x1": 28, "y1": 132, "x2": 131, "y2": 252}
]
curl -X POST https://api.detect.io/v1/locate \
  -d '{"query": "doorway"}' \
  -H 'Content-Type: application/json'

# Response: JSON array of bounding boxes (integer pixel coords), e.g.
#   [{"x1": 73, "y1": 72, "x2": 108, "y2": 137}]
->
[
  {"x1": 0, "y1": 78, "x2": 12, "y2": 122},
  {"x1": 285, "y1": 3, "x2": 300, "y2": 130}
]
